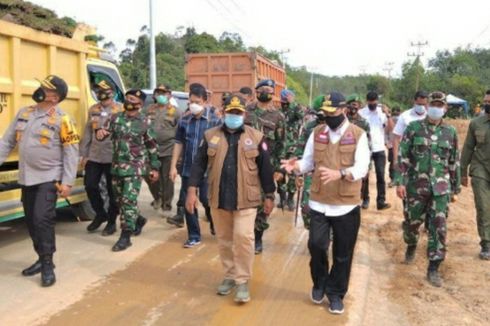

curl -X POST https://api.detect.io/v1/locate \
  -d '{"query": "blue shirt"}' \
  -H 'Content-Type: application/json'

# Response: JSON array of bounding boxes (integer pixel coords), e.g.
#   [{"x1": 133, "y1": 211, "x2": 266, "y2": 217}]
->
[{"x1": 175, "y1": 108, "x2": 222, "y2": 177}]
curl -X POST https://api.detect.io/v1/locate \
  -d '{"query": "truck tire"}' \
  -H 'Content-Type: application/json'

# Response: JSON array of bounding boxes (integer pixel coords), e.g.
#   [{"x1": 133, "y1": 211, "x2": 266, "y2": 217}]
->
[{"x1": 72, "y1": 200, "x2": 96, "y2": 221}]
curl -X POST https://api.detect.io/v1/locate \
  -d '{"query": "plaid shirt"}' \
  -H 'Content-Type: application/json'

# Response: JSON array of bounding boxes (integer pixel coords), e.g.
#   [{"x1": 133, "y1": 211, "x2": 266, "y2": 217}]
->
[{"x1": 175, "y1": 108, "x2": 222, "y2": 177}]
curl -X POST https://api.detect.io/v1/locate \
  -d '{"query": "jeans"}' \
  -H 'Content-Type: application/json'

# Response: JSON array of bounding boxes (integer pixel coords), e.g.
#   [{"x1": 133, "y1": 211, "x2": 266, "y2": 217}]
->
[{"x1": 181, "y1": 176, "x2": 209, "y2": 241}]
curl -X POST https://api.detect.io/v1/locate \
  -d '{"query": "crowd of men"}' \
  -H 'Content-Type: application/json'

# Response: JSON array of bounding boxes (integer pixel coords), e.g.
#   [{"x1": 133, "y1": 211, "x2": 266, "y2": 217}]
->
[{"x1": 0, "y1": 74, "x2": 489, "y2": 316}]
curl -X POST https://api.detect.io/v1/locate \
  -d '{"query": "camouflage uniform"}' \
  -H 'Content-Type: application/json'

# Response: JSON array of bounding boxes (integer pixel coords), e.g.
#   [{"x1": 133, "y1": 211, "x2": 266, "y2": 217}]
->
[
  {"x1": 245, "y1": 102, "x2": 285, "y2": 232},
  {"x1": 278, "y1": 102, "x2": 305, "y2": 203},
  {"x1": 394, "y1": 118, "x2": 461, "y2": 261},
  {"x1": 109, "y1": 111, "x2": 160, "y2": 231}
]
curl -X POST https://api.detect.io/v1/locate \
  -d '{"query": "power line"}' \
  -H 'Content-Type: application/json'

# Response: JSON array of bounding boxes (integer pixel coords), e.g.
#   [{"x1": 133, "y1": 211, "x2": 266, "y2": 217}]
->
[
  {"x1": 229, "y1": 0, "x2": 243, "y2": 11},
  {"x1": 204, "y1": 0, "x2": 254, "y2": 42},
  {"x1": 383, "y1": 62, "x2": 395, "y2": 78},
  {"x1": 407, "y1": 40, "x2": 429, "y2": 90}
]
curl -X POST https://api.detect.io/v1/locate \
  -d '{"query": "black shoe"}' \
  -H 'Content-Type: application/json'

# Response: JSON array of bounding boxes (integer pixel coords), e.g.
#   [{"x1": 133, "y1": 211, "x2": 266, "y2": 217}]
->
[
  {"x1": 361, "y1": 199, "x2": 369, "y2": 209},
  {"x1": 86, "y1": 216, "x2": 107, "y2": 232},
  {"x1": 427, "y1": 260, "x2": 443, "y2": 287},
  {"x1": 22, "y1": 260, "x2": 42, "y2": 276},
  {"x1": 102, "y1": 223, "x2": 116, "y2": 236},
  {"x1": 310, "y1": 287, "x2": 325, "y2": 304},
  {"x1": 286, "y1": 193, "x2": 295, "y2": 212},
  {"x1": 404, "y1": 245, "x2": 417, "y2": 264},
  {"x1": 480, "y1": 246, "x2": 490, "y2": 260},
  {"x1": 40, "y1": 255, "x2": 56, "y2": 287},
  {"x1": 112, "y1": 230, "x2": 132, "y2": 252},
  {"x1": 254, "y1": 230, "x2": 263, "y2": 255},
  {"x1": 167, "y1": 207, "x2": 185, "y2": 228},
  {"x1": 210, "y1": 221, "x2": 216, "y2": 236},
  {"x1": 328, "y1": 296, "x2": 345, "y2": 314},
  {"x1": 377, "y1": 203, "x2": 391, "y2": 210},
  {"x1": 133, "y1": 216, "x2": 147, "y2": 236}
]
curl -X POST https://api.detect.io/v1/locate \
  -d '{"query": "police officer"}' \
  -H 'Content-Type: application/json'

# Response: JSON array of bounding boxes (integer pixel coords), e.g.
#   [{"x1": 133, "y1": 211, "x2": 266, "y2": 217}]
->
[
  {"x1": 394, "y1": 92, "x2": 461, "y2": 287},
  {"x1": 97, "y1": 89, "x2": 160, "y2": 251},
  {"x1": 281, "y1": 92, "x2": 370, "y2": 315},
  {"x1": 80, "y1": 80, "x2": 123, "y2": 235},
  {"x1": 0, "y1": 75, "x2": 80, "y2": 286},
  {"x1": 461, "y1": 89, "x2": 490, "y2": 260},
  {"x1": 143, "y1": 85, "x2": 178, "y2": 215},
  {"x1": 245, "y1": 79, "x2": 285, "y2": 254},
  {"x1": 186, "y1": 95, "x2": 275, "y2": 303}
]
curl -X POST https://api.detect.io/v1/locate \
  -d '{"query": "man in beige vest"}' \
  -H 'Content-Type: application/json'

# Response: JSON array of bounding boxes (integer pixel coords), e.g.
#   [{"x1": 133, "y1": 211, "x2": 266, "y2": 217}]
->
[
  {"x1": 282, "y1": 92, "x2": 370, "y2": 315},
  {"x1": 186, "y1": 95, "x2": 275, "y2": 303}
]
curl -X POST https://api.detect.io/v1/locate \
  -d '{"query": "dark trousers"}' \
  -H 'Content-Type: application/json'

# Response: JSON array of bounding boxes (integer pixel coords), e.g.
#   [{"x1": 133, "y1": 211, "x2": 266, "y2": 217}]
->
[
  {"x1": 361, "y1": 176, "x2": 369, "y2": 201},
  {"x1": 84, "y1": 161, "x2": 118, "y2": 223},
  {"x1": 365, "y1": 151, "x2": 387, "y2": 205},
  {"x1": 387, "y1": 148, "x2": 395, "y2": 182},
  {"x1": 144, "y1": 156, "x2": 174, "y2": 210},
  {"x1": 21, "y1": 182, "x2": 58, "y2": 256},
  {"x1": 181, "y1": 176, "x2": 210, "y2": 241},
  {"x1": 308, "y1": 207, "x2": 361, "y2": 299}
]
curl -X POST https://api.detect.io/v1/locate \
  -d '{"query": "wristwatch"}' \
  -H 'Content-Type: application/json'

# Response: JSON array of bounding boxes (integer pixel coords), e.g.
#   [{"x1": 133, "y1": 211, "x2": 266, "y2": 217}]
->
[
  {"x1": 264, "y1": 193, "x2": 275, "y2": 201},
  {"x1": 340, "y1": 169, "x2": 346, "y2": 180}
]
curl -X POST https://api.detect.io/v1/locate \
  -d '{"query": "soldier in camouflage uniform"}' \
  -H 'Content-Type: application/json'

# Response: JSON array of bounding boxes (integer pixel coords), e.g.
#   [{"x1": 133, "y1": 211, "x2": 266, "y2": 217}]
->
[
  {"x1": 245, "y1": 79, "x2": 286, "y2": 254},
  {"x1": 294, "y1": 95, "x2": 327, "y2": 229},
  {"x1": 345, "y1": 94, "x2": 371, "y2": 209},
  {"x1": 394, "y1": 92, "x2": 461, "y2": 287},
  {"x1": 97, "y1": 89, "x2": 160, "y2": 252},
  {"x1": 277, "y1": 89, "x2": 305, "y2": 211}
]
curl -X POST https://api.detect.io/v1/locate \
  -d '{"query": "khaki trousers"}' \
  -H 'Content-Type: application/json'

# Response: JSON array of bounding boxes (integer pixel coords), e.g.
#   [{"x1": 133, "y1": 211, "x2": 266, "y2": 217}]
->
[{"x1": 211, "y1": 208, "x2": 256, "y2": 284}]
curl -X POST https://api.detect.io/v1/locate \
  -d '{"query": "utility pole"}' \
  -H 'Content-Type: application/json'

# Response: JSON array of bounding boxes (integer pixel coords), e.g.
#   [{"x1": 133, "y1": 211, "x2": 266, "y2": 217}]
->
[
  {"x1": 407, "y1": 40, "x2": 428, "y2": 91},
  {"x1": 383, "y1": 61, "x2": 395, "y2": 78},
  {"x1": 308, "y1": 69, "x2": 316, "y2": 108},
  {"x1": 359, "y1": 65, "x2": 367, "y2": 75},
  {"x1": 277, "y1": 49, "x2": 290, "y2": 69},
  {"x1": 149, "y1": 0, "x2": 157, "y2": 89}
]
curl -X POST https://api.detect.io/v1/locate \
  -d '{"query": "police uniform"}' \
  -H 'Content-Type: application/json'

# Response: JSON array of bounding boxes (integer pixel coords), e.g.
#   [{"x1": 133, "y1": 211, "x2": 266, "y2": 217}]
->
[
  {"x1": 461, "y1": 108, "x2": 490, "y2": 259},
  {"x1": 80, "y1": 80, "x2": 123, "y2": 235},
  {"x1": 188, "y1": 95, "x2": 275, "y2": 303},
  {"x1": 0, "y1": 75, "x2": 79, "y2": 286}
]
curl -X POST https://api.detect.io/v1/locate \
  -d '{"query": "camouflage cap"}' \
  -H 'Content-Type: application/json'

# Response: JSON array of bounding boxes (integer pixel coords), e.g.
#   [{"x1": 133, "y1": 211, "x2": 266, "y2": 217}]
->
[{"x1": 428, "y1": 91, "x2": 447, "y2": 105}]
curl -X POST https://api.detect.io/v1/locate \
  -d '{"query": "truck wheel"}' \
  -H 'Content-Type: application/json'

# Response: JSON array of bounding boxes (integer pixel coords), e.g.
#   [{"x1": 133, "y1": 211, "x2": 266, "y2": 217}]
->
[{"x1": 72, "y1": 200, "x2": 95, "y2": 221}]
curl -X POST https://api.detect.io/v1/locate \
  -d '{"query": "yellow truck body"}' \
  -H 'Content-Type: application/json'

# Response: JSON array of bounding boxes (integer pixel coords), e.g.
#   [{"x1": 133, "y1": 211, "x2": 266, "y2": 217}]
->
[{"x1": 0, "y1": 20, "x2": 126, "y2": 222}]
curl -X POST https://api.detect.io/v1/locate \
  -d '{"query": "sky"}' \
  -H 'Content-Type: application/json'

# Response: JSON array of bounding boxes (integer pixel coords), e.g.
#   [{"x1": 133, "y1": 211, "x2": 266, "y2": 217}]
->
[{"x1": 31, "y1": 0, "x2": 490, "y2": 77}]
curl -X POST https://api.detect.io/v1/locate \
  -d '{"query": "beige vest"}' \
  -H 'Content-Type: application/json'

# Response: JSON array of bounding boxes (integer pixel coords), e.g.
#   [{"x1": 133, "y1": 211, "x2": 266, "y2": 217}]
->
[
  {"x1": 205, "y1": 125, "x2": 264, "y2": 210},
  {"x1": 310, "y1": 123, "x2": 364, "y2": 205}
]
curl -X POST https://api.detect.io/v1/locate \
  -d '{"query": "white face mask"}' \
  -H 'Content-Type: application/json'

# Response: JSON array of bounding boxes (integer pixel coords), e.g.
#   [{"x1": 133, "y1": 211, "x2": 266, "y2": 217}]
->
[
  {"x1": 427, "y1": 106, "x2": 445, "y2": 120},
  {"x1": 189, "y1": 103, "x2": 204, "y2": 115},
  {"x1": 414, "y1": 105, "x2": 426, "y2": 115}
]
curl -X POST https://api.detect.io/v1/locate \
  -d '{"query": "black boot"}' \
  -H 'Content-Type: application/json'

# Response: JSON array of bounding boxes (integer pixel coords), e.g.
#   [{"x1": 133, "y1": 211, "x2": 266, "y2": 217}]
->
[
  {"x1": 112, "y1": 230, "x2": 132, "y2": 252},
  {"x1": 102, "y1": 222, "x2": 116, "y2": 236},
  {"x1": 287, "y1": 192, "x2": 295, "y2": 212},
  {"x1": 86, "y1": 215, "x2": 107, "y2": 232},
  {"x1": 427, "y1": 260, "x2": 443, "y2": 287},
  {"x1": 404, "y1": 245, "x2": 417, "y2": 264},
  {"x1": 40, "y1": 255, "x2": 56, "y2": 287},
  {"x1": 133, "y1": 215, "x2": 147, "y2": 236},
  {"x1": 22, "y1": 259, "x2": 42, "y2": 276},
  {"x1": 277, "y1": 191, "x2": 286, "y2": 208},
  {"x1": 254, "y1": 230, "x2": 263, "y2": 255},
  {"x1": 167, "y1": 206, "x2": 185, "y2": 228}
]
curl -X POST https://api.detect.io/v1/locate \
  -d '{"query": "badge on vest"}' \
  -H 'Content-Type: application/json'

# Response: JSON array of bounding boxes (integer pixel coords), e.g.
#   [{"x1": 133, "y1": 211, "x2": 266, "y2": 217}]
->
[
  {"x1": 210, "y1": 136, "x2": 220, "y2": 145},
  {"x1": 340, "y1": 131, "x2": 356, "y2": 145},
  {"x1": 315, "y1": 131, "x2": 329, "y2": 144}
]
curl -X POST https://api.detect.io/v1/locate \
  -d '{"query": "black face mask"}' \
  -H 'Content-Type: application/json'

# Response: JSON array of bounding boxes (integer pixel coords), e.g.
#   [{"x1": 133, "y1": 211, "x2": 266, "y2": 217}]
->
[
  {"x1": 484, "y1": 104, "x2": 490, "y2": 114},
  {"x1": 97, "y1": 91, "x2": 112, "y2": 102},
  {"x1": 257, "y1": 92, "x2": 272, "y2": 103},
  {"x1": 325, "y1": 114, "x2": 345, "y2": 130},
  {"x1": 124, "y1": 100, "x2": 141, "y2": 111},
  {"x1": 347, "y1": 106, "x2": 358, "y2": 116},
  {"x1": 32, "y1": 87, "x2": 46, "y2": 103},
  {"x1": 281, "y1": 102, "x2": 289, "y2": 110},
  {"x1": 368, "y1": 103, "x2": 377, "y2": 111}
]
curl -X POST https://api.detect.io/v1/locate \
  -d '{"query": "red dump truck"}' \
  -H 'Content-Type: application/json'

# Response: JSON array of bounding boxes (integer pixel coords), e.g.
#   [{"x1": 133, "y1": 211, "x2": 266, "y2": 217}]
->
[{"x1": 185, "y1": 52, "x2": 286, "y2": 107}]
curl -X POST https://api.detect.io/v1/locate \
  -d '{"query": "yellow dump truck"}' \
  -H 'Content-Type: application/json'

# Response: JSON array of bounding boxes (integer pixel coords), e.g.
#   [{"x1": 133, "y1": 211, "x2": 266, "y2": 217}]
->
[{"x1": 0, "y1": 20, "x2": 126, "y2": 222}]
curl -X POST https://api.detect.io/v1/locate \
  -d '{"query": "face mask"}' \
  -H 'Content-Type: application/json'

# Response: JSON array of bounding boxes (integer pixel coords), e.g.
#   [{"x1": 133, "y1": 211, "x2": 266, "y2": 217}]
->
[
  {"x1": 257, "y1": 92, "x2": 272, "y2": 103},
  {"x1": 224, "y1": 113, "x2": 244, "y2": 129},
  {"x1": 427, "y1": 106, "x2": 445, "y2": 120},
  {"x1": 32, "y1": 87, "x2": 46, "y2": 103},
  {"x1": 97, "y1": 91, "x2": 112, "y2": 102},
  {"x1": 368, "y1": 103, "x2": 377, "y2": 111},
  {"x1": 189, "y1": 103, "x2": 204, "y2": 115},
  {"x1": 348, "y1": 106, "x2": 358, "y2": 116},
  {"x1": 325, "y1": 114, "x2": 345, "y2": 130},
  {"x1": 414, "y1": 105, "x2": 426, "y2": 115},
  {"x1": 316, "y1": 112, "x2": 327, "y2": 122},
  {"x1": 281, "y1": 102, "x2": 289, "y2": 110},
  {"x1": 156, "y1": 95, "x2": 169, "y2": 105},
  {"x1": 124, "y1": 100, "x2": 140, "y2": 111},
  {"x1": 483, "y1": 104, "x2": 490, "y2": 114}
]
